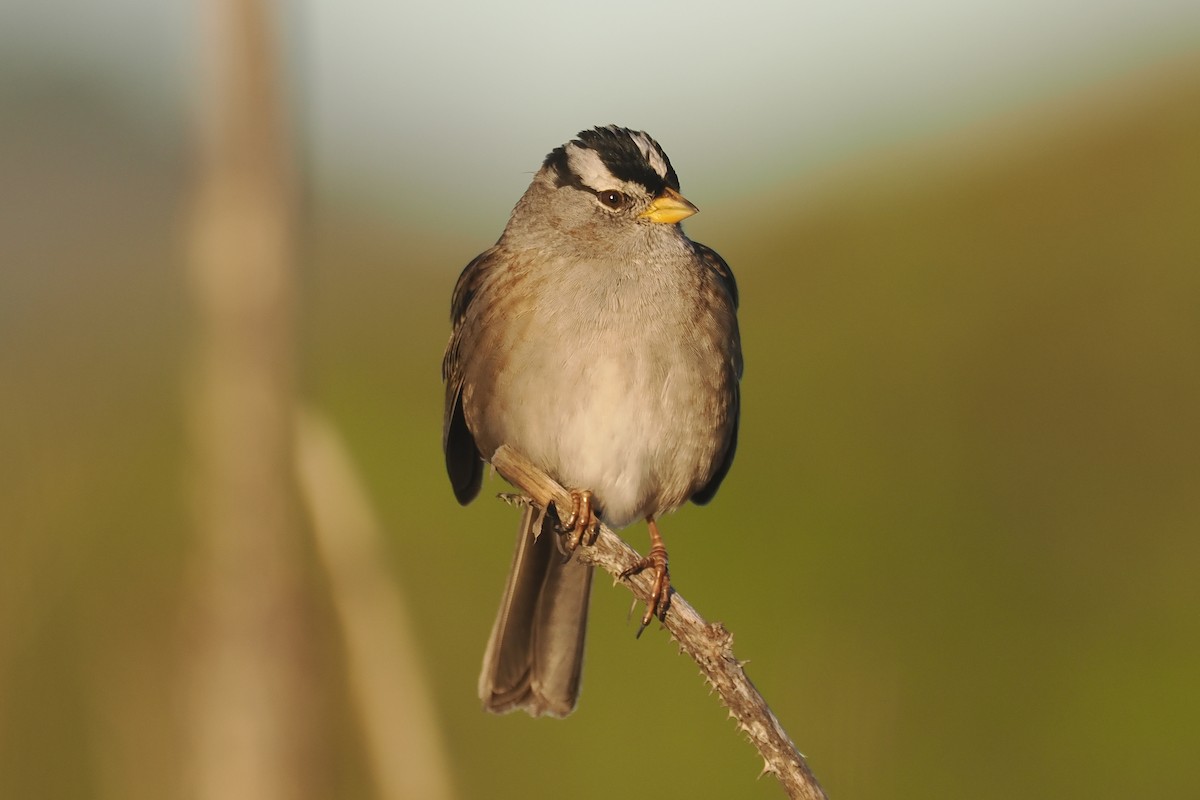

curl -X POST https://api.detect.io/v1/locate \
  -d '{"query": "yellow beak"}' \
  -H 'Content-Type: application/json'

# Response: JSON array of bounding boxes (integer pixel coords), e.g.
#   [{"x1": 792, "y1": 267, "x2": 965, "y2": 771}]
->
[{"x1": 639, "y1": 187, "x2": 699, "y2": 224}]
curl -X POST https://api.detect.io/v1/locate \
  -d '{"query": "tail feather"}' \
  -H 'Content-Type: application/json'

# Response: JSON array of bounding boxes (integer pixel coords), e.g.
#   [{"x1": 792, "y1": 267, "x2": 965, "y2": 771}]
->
[{"x1": 478, "y1": 504, "x2": 593, "y2": 717}]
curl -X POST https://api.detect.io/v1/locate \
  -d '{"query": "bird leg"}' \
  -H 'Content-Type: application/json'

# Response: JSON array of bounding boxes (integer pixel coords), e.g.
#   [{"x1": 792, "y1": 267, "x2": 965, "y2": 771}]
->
[
  {"x1": 620, "y1": 518, "x2": 671, "y2": 635},
  {"x1": 555, "y1": 488, "x2": 600, "y2": 554}
]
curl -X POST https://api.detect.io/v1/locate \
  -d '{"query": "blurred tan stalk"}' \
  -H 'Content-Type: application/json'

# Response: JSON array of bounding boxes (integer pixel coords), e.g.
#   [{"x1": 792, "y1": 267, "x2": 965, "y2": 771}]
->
[
  {"x1": 184, "y1": 0, "x2": 309, "y2": 798},
  {"x1": 296, "y1": 409, "x2": 456, "y2": 800}
]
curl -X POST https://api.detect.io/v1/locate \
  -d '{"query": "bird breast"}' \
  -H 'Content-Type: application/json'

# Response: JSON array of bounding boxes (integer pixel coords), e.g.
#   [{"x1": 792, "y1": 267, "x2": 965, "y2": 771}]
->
[{"x1": 465, "y1": 250, "x2": 733, "y2": 529}]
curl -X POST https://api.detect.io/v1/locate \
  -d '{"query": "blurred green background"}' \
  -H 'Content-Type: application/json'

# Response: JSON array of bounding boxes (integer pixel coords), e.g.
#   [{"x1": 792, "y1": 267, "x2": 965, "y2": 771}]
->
[{"x1": 2, "y1": 2, "x2": 1199, "y2": 798}]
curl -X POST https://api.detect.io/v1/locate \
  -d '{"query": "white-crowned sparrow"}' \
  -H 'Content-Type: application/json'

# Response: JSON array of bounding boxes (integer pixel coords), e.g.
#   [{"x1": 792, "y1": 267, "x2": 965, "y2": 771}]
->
[{"x1": 442, "y1": 125, "x2": 742, "y2": 717}]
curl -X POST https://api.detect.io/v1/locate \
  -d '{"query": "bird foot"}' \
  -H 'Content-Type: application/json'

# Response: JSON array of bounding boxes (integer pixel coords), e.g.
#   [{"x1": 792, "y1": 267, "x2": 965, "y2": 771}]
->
[
  {"x1": 620, "y1": 519, "x2": 671, "y2": 636},
  {"x1": 554, "y1": 489, "x2": 600, "y2": 555}
]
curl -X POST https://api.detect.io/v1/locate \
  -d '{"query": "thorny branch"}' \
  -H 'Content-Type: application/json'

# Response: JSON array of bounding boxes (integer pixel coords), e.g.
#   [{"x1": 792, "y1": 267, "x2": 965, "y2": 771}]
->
[{"x1": 490, "y1": 445, "x2": 828, "y2": 800}]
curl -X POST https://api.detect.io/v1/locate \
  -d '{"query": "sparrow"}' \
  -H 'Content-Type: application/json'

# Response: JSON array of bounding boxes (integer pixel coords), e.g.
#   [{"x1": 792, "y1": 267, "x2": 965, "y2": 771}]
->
[{"x1": 442, "y1": 125, "x2": 742, "y2": 716}]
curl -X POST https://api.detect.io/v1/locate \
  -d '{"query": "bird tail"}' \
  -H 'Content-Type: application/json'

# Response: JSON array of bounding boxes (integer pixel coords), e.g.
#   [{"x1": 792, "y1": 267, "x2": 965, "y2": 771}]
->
[{"x1": 478, "y1": 503, "x2": 593, "y2": 717}]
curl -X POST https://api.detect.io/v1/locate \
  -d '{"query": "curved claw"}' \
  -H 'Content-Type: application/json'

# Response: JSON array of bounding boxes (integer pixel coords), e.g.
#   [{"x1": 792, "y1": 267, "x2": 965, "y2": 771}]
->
[
  {"x1": 555, "y1": 489, "x2": 599, "y2": 559},
  {"x1": 620, "y1": 518, "x2": 671, "y2": 633}
]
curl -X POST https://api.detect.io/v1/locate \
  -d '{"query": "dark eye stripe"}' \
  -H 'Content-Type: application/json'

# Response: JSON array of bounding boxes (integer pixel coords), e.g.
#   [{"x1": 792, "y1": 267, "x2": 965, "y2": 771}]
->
[{"x1": 543, "y1": 145, "x2": 587, "y2": 190}]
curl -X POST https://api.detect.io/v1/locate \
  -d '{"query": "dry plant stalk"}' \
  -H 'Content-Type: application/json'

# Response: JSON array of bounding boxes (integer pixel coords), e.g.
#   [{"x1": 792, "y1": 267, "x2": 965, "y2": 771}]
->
[
  {"x1": 491, "y1": 444, "x2": 828, "y2": 800},
  {"x1": 296, "y1": 409, "x2": 456, "y2": 800},
  {"x1": 184, "y1": 0, "x2": 310, "y2": 798}
]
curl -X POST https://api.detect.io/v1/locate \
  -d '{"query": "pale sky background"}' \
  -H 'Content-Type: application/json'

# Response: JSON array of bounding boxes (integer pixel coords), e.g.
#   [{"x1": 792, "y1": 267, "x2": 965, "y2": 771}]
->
[{"x1": 3, "y1": 0, "x2": 1198, "y2": 228}]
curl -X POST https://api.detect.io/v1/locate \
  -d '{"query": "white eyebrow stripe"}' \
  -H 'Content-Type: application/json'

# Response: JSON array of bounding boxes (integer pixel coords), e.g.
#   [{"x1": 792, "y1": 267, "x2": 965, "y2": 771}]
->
[
  {"x1": 630, "y1": 131, "x2": 668, "y2": 179},
  {"x1": 565, "y1": 144, "x2": 614, "y2": 190}
]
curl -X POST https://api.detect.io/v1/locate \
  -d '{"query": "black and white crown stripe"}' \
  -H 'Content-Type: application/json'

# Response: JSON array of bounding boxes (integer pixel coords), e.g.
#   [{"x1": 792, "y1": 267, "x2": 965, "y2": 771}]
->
[{"x1": 543, "y1": 125, "x2": 680, "y2": 198}]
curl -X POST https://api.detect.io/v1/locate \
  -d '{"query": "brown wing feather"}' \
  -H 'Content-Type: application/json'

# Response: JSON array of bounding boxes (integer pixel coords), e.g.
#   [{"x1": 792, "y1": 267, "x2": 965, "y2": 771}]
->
[
  {"x1": 690, "y1": 241, "x2": 742, "y2": 506},
  {"x1": 442, "y1": 249, "x2": 498, "y2": 505}
]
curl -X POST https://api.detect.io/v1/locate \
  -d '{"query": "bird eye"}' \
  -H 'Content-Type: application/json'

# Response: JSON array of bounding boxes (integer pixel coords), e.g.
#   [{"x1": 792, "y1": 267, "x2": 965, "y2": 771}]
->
[{"x1": 596, "y1": 190, "x2": 625, "y2": 210}]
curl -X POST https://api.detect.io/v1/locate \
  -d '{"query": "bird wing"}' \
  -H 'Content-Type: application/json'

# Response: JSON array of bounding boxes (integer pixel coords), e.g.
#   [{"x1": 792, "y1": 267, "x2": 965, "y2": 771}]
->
[
  {"x1": 690, "y1": 241, "x2": 743, "y2": 505},
  {"x1": 442, "y1": 248, "x2": 497, "y2": 505}
]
